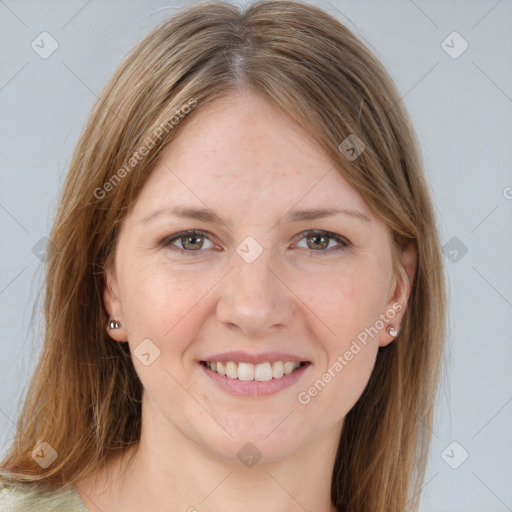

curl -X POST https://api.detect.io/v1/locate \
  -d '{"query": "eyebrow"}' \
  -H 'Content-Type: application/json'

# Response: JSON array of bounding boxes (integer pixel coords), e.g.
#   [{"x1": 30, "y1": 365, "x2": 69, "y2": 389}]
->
[{"x1": 139, "y1": 206, "x2": 370, "y2": 225}]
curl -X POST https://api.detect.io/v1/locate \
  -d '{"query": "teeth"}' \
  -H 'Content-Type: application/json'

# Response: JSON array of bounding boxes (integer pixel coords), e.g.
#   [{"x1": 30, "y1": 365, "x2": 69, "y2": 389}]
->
[
  {"x1": 205, "y1": 361, "x2": 302, "y2": 381},
  {"x1": 255, "y1": 362, "x2": 273, "y2": 381},
  {"x1": 238, "y1": 362, "x2": 255, "y2": 381},
  {"x1": 226, "y1": 361, "x2": 238, "y2": 379},
  {"x1": 283, "y1": 362, "x2": 295, "y2": 375},
  {"x1": 272, "y1": 361, "x2": 284, "y2": 379},
  {"x1": 216, "y1": 361, "x2": 226, "y2": 376}
]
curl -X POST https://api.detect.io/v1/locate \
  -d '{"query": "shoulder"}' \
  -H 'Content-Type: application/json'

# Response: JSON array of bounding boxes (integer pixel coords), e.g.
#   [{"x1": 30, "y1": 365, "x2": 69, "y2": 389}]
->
[{"x1": 0, "y1": 482, "x2": 90, "y2": 511}]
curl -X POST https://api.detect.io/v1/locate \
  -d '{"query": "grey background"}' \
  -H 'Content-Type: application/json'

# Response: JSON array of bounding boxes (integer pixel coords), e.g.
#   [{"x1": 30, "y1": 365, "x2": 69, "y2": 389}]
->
[{"x1": 1, "y1": 1, "x2": 511, "y2": 510}]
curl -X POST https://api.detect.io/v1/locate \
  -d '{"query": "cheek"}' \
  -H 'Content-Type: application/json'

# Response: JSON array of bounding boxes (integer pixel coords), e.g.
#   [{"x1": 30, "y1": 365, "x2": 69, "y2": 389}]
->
[
  {"x1": 311, "y1": 260, "x2": 390, "y2": 344},
  {"x1": 120, "y1": 260, "x2": 215, "y2": 347},
  {"x1": 301, "y1": 274, "x2": 382, "y2": 419},
  {"x1": 322, "y1": 346, "x2": 378, "y2": 420},
  {"x1": 311, "y1": 264, "x2": 388, "y2": 413},
  {"x1": 119, "y1": 263, "x2": 211, "y2": 400}
]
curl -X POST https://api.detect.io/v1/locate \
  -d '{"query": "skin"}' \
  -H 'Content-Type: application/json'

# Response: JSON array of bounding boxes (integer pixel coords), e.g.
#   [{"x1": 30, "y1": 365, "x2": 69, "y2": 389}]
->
[{"x1": 75, "y1": 90, "x2": 416, "y2": 512}]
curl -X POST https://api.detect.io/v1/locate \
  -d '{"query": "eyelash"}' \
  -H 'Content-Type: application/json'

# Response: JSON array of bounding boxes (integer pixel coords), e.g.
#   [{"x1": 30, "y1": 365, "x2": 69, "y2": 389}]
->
[{"x1": 159, "y1": 229, "x2": 350, "y2": 256}]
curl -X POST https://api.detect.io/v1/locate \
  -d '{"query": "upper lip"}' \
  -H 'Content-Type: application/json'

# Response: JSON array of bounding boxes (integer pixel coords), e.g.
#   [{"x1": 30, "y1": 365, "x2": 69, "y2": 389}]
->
[{"x1": 200, "y1": 351, "x2": 310, "y2": 364}]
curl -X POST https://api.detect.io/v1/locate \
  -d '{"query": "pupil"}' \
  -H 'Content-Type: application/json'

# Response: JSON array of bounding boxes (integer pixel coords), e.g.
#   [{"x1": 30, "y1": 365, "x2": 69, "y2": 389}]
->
[
  {"x1": 309, "y1": 234, "x2": 327, "y2": 250},
  {"x1": 184, "y1": 235, "x2": 202, "y2": 250}
]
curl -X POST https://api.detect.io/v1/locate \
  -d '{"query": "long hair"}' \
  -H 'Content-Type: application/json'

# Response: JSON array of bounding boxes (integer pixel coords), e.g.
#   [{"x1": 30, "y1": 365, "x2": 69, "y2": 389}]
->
[{"x1": 0, "y1": 1, "x2": 446, "y2": 510}]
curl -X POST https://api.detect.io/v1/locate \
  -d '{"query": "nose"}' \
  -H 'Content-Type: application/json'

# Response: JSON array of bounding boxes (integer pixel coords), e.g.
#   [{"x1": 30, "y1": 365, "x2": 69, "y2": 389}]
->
[{"x1": 215, "y1": 247, "x2": 295, "y2": 337}]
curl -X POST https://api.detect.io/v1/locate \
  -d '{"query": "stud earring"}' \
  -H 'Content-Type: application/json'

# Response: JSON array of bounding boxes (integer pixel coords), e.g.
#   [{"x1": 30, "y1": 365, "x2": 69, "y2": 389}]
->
[
  {"x1": 386, "y1": 325, "x2": 398, "y2": 337},
  {"x1": 108, "y1": 319, "x2": 120, "y2": 330}
]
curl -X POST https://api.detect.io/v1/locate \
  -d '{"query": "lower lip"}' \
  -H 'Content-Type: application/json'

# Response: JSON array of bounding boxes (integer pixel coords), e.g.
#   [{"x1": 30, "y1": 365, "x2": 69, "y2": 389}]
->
[{"x1": 199, "y1": 362, "x2": 311, "y2": 397}]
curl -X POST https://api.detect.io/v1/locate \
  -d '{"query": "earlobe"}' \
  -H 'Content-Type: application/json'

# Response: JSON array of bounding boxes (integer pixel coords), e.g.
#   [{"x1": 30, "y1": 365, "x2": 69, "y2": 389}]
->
[
  {"x1": 103, "y1": 264, "x2": 127, "y2": 342},
  {"x1": 379, "y1": 243, "x2": 417, "y2": 347},
  {"x1": 386, "y1": 325, "x2": 398, "y2": 338},
  {"x1": 108, "y1": 319, "x2": 121, "y2": 330}
]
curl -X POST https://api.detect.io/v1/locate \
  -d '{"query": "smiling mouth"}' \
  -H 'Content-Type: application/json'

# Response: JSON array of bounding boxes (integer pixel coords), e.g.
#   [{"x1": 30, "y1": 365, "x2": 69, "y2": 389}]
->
[{"x1": 200, "y1": 360, "x2": 310, "y2": 381}]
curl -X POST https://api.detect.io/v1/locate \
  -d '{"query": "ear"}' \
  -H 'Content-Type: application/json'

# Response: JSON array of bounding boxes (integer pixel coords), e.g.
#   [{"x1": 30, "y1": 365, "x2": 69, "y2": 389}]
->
[
  {"x1": 378, "y1": 242, "x2": 417, "y2": 347},
  {"x1": 103, "y1": 260, "x2": 128, "y2": 342}
]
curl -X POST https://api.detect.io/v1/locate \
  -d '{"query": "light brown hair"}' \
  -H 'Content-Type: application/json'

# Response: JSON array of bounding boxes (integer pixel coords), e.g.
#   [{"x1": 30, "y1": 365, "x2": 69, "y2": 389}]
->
[{"x1": 0, "y1": 1, "x2": 446, "y2": 510}]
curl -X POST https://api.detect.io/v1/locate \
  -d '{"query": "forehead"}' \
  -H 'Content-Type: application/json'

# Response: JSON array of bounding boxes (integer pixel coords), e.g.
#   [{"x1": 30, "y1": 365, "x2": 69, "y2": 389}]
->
[{"x1": 129, "y1": 91, "x2": 374, "y2": 223}]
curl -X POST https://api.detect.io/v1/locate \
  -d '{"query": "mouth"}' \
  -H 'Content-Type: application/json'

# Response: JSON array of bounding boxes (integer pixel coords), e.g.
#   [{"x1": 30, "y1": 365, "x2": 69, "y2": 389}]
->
[
  {"x1": 200, "y1": 360, "x2": 310, "y2": 381},
  {"x1": 199, "y1": 360, "x2": 312, "y2": 397}
]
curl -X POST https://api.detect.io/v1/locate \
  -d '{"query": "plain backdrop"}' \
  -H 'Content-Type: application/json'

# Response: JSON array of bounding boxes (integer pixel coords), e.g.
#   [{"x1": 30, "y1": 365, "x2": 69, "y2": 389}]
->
[{"x1": 1, "y1": 1, "x2": 511, "y2": 510}]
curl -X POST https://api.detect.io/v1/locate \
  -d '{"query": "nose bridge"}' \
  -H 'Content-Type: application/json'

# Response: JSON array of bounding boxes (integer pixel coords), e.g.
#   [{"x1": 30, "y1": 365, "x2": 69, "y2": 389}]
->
[{"x1": 216, "y1": 238, "x2": 294, "y2": 334}]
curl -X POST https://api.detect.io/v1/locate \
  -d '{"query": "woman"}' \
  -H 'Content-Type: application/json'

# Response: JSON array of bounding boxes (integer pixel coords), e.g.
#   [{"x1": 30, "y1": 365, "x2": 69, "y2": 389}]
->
[{"x1": 0, "y1": 0, "x2": 446, "y2": 510}]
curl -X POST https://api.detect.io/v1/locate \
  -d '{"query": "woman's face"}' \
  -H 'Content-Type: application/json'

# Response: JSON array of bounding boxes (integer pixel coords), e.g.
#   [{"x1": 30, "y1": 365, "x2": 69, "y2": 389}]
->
[{"x1": 104, "y1": 90, "x2": 415, "y2": 463}]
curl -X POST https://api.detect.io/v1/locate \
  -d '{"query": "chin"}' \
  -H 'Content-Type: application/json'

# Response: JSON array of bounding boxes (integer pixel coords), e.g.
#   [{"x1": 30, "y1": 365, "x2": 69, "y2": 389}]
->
[{"x1": 194, "y1": 418, "x2": 310, "y2": 466}]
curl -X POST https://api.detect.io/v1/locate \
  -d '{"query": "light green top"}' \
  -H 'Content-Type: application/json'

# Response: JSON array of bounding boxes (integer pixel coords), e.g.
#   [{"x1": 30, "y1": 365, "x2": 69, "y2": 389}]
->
[{"x1": 0, "y1": 482, "x2": 89, "y2": 511}]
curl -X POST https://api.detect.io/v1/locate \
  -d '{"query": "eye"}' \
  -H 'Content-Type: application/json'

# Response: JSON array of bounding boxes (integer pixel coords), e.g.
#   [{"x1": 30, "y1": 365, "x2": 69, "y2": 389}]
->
[
  {"x1": 160, "y1": 229, "x2": 350, "y2": 256},
  {"x1": 293, "y1": 230, "x2": 350, "y2": 255},
  {"x1": 161, "y1": 230, "x2": 215, "y2": 254}
]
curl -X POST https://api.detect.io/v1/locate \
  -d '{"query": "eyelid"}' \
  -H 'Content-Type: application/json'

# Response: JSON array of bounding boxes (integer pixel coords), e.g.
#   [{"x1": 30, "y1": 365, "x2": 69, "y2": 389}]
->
[
  {"x1": 292, "y1": 230, "x2": 351, "y2": 255},
  {"x1": 160, "y1": 229, "x2": 218, "y2": 251},
  {"x1": 292, "y1": 229, "x2": 349, "y2": 246}
]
